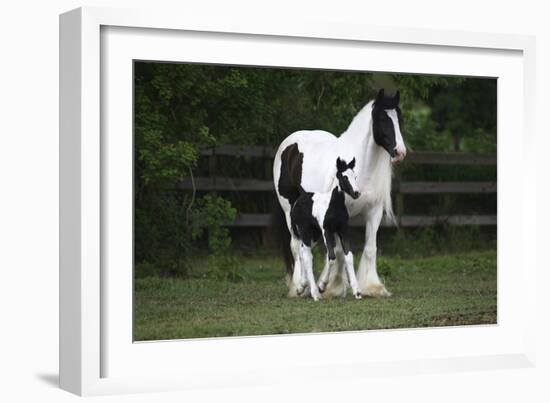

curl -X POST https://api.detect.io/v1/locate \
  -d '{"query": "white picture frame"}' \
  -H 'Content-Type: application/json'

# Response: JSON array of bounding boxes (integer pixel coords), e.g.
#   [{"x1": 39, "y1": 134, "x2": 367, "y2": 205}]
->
[{"x1": 59, "y1": 6, "x2": 537, "y2": 396}]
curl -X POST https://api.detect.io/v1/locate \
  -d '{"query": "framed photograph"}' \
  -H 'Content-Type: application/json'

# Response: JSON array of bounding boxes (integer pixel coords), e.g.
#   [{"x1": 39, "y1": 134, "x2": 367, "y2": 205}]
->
[{"x1": 60, "y1": 7, "x2": 537, "y2": 396}]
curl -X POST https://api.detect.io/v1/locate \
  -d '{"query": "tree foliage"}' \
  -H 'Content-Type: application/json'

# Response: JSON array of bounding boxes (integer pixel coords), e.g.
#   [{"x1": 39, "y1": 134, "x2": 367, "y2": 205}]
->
[{"x1": 134, "y1": 62, "x2": 496, "y2": 278}]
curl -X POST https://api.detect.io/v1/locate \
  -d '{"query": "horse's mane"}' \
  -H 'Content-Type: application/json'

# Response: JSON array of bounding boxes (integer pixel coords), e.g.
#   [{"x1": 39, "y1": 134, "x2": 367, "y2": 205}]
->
[
  {"x1": 342, "y1": 101, "x2": 374, "y2": 137},
  {"x1": 340, "y1": 100, "x2": 394, "y2": 222}
]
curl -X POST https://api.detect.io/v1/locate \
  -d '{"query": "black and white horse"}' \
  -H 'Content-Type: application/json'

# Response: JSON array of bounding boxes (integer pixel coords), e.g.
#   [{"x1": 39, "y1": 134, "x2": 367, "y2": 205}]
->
[
  {"x1": 290, "y1": 157, "x2": 362, "y2": 301},
  {"x1": 273, "y1": 89, "x2": 406, "y2": 298}
]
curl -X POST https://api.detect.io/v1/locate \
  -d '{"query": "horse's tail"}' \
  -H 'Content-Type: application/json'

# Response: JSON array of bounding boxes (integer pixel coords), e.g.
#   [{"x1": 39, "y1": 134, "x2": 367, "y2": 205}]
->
[{"x1": 270, "y1": 201, "x2": 293, "y2": 275}]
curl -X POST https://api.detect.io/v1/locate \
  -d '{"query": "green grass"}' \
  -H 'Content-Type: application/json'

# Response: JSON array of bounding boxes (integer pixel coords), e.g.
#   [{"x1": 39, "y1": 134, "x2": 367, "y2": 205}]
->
[{"x1": 134, "y1": 250, "x2": 496, "y2": 341}]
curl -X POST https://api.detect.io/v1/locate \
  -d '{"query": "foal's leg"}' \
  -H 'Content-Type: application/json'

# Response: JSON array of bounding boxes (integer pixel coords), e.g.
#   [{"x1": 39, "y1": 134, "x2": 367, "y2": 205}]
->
[
  {"x1": 317, "y1": 255, "x2": 334, "y2": 293},
  {"x1": 318, "y1": 231, "x2": 336, "y2": 294},
  {"x1": 317, "y1": 255, "x2": 330, "y2": 292},
  {"x1": 357, "y1": 203, "x2": 391, "y2": 297},
  {"x1": 337, "y1": 234, "x2": 362, "y2": 299},
  {"x1": 342, "y1": 250, "x2": 361, "y2": 299},
  {"x1": 320, "y1": 231, "x2": 347, "y2": 298},
  {"x1": 299, "y1": 244, "x2": 320, "y2": 301}
]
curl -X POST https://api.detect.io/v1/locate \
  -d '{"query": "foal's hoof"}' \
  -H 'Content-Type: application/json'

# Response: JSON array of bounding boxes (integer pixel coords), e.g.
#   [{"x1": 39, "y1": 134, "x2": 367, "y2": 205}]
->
[
  {"x1": 354, "y1": 292, "x2": 362, "y2": 300},
  {"x1": 318, "y1": 283, "x2": 326, "y2": 293},
  {"x1": 296, "y1": 286, "x2": 305, "y2": 296}
]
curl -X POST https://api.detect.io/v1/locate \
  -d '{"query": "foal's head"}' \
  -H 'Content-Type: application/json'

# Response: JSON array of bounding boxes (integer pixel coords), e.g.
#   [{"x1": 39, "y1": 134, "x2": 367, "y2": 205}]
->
[
  {"x1": 336, "y1": 157, "x2": 360, "y2": 199},
  {"x1": 372, "y1": 88, "x2": 407, "y2": 163}
]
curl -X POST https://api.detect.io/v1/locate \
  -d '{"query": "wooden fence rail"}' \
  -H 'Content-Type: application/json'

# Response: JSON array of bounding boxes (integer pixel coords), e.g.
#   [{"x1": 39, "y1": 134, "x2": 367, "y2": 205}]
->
[
  {"x1": 200, "y1": 145, "x2": 497, "y2": 165},
  {"x1": 229, "y1": 213, "x2": 497, "y2": 227},
  {"x1": 187, "y1": 145, "x2": 497, "y2": 227},
  {"x1": 178, "y1": 177, "x2": 497, "y2": 194}
]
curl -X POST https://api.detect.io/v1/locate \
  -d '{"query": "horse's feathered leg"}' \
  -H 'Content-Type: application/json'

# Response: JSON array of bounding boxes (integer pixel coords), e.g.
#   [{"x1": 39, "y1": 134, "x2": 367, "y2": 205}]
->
[
  {"x1": 357, "y1": 203, "x2": 391, "y2": 297},
  {"x1": 322, "y1": 257, "x2": 348, "y2": 299},
  {"x1": 288, "y1": 232, "x2": 306, "y2": 297}
]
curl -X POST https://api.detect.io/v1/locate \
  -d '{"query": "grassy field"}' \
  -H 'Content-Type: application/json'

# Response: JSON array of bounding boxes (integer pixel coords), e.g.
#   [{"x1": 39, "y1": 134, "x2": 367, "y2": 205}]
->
[{"x1": 134, "y1": 250, "x2": 496, "y2": 341}]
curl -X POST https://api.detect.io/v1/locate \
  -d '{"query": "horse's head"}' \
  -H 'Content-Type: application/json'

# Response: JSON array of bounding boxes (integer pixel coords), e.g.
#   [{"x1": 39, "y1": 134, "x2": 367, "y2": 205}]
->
[
  {"x1": 372, "y1": 89, "x2": 407, "y2": 163},
  {"x1": 336, "y1": 157, "x2": 360, "y2": 199}
]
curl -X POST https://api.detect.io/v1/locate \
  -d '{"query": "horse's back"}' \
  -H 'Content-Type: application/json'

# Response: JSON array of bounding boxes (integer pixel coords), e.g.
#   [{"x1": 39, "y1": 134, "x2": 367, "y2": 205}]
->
[
  {"x1": 274, "y1": 130, "x2": 337, "y2": 199},
  {"x1": 274, "y1": 130, "x2": 338, "y2": 193},
  {"x1": 284, "y1": 129, "x2": 336, "y2": 149}
]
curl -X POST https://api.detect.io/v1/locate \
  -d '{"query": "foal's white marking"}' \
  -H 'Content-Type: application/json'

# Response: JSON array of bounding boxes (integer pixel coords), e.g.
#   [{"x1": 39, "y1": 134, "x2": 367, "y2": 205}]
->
[{"x1": 311, "y1": 192, "x2": 329, "y2": 230}]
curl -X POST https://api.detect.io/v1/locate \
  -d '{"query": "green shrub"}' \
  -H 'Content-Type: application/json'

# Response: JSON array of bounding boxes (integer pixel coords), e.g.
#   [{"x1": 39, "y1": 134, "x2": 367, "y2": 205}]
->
[
  {"x1": 377, "y1": 256, "x2": 394, "y2": 282},
  {"x1": 190, "y1": 194, "x2": 243, "y2": 281},
  {"x1": 135, "y1": 261, "x2": 160, "y2": 278},
  {"x1": 382, "y1": 225, "x2": 494, "y2": 259}
]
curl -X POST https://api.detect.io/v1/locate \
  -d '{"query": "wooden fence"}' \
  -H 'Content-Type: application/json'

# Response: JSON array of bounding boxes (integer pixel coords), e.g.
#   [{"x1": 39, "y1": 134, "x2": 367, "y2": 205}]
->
[{"x1": 179, "y1": 145, "x2": 497, "y2": 228}]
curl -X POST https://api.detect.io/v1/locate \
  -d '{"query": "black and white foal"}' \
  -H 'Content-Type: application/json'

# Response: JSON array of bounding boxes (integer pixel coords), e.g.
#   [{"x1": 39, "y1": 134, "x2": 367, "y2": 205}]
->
[{"x1": 290, "y1": 157, "x2": 362, "y2": 301}]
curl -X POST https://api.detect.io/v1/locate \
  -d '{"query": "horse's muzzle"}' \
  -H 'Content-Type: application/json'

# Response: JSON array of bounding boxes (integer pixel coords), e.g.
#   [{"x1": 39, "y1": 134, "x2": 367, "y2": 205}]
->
[
  {"x1": 352, "y1": 191, "x2": 361, "y2": 199},
  {"x1": 391, "y1": 148, "x2": 406, "y2": 163}
]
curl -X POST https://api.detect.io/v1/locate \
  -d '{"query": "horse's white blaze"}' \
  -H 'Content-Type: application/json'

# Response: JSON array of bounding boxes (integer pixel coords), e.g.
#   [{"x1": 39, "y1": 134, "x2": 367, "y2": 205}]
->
[{"x1": 386, "y1": 109, "x2": 407, "y2": 162}]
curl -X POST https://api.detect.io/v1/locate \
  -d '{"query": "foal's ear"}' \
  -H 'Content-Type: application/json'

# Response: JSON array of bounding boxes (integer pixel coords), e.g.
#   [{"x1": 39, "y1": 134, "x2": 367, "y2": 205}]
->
[
  {"x1": 376, "y1": 88, "x2": 385, "y2": 102},
  {"x1": 336, "y1": 157, "x2": 346, "y2": 173},
  {"x1": 394, "y1": 90, "x2": 400, "y2": 105},
  {"x1": 348, "y1": 157, "x2": 356, "y2": 170}
]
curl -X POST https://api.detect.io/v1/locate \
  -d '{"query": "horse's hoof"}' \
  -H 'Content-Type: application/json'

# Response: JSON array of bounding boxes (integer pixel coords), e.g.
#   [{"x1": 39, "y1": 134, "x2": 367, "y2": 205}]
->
[
  {"x1": 310, "y1": 289, "x2": 321, "y2": 301},
  {"x1": 318, "y1": 284, "x2": 326, "y2": 293},
  {"x1": 354, "y1": 292, "x2": 362, "y2": 300},
  {"x1": 361, "y1": 283, "x2": 392, "y2": 298}
]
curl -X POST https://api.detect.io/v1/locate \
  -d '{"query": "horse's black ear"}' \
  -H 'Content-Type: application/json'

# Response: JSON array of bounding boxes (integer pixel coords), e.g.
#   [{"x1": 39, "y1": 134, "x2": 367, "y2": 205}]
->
[
  {"x1": 376, "y1": 88, "x2": 385, "y2": 102},
  {"x1": 336, "y1": 157, "x2": 346, "y2": 172},
  {"x1": 394, "y1": 90, "x2": 400, "y2": 105},
  {"x1": 348, "y1": 158, "x2": 356, "y2": 170}
]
